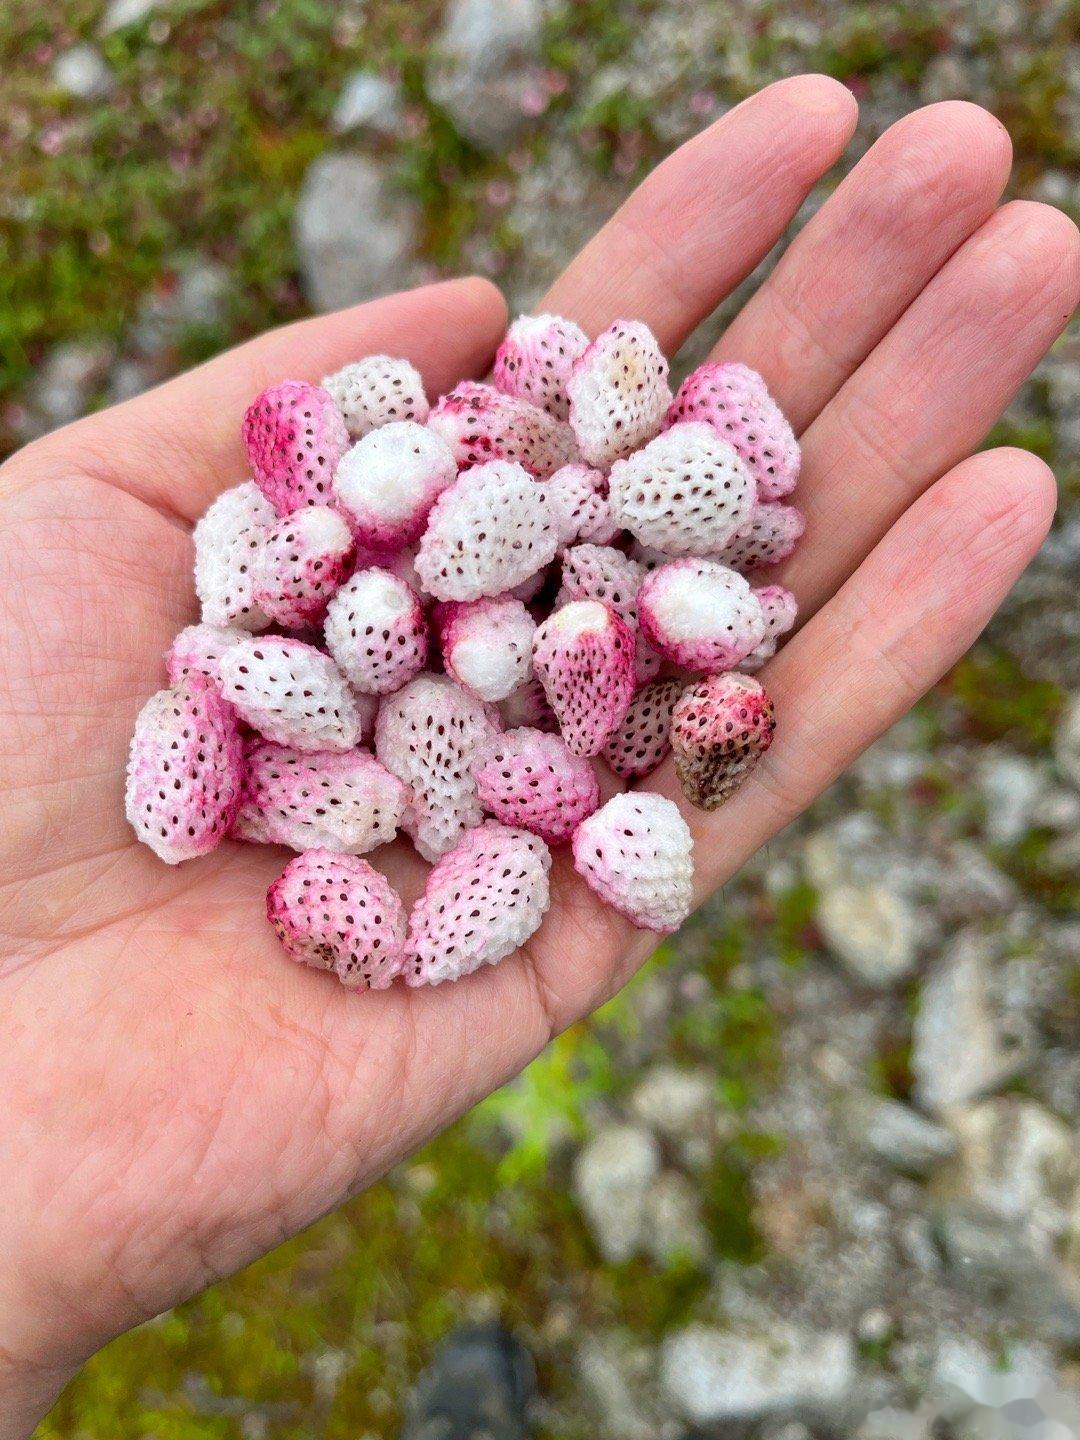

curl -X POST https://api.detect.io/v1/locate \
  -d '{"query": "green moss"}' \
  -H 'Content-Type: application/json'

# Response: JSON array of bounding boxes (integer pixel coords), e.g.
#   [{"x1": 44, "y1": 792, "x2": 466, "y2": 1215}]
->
[{"x1": 947, "y1": 648, "x2": 1063, "y2": 753}]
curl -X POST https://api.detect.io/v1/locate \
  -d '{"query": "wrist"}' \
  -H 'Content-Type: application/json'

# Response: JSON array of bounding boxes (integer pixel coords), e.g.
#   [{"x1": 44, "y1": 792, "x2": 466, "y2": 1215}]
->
[{"x1": 0, "y1": 1347, "x2": 75, "y2": 1440}]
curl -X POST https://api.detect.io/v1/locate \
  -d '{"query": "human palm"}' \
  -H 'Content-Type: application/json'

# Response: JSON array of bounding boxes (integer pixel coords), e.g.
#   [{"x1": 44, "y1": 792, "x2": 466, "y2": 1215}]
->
[{"x1": 1, "y1": 77, "x2": 1076, "y2": 1432}]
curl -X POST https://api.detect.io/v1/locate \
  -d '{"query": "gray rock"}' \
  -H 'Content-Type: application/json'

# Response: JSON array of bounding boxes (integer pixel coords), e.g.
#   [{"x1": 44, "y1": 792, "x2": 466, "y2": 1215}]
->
[
  {"x1": 641, "y1": 1171, "x2": 710, "y2": 1267},
  {"x1": 1054, "y1": 693, "x2": 1080, "y2": 790},
  {"x1": 331, "y1": 71, "x2": 403, "y2": 135},
  {"x1": 53, "y1": 44, "x2": 114, "y2": 100},
  {"x1": 629, "y1": 1065, "x2": 717, "y2": 1160},
  {"x1": 575, "y1": 1332, "x2": 664, "y2": 1440},
  {"x1": 132, "y1": 258, "x2": 230, "y2": 352},
  {"x1": 294, "y1": 153, "x2": 417, "y2": 312},
  {"x1": 817, "y1": 881, "x2": 919, "y2": 987},
  {"x1": 572, "y1": 1125, "x2": 661, "y2": 1264},
  {"x1": 27, "y1": 341, "x2": 114, "y2": 433},
  {"x1": 99, "y1": 0, "x2": 162, "y2": 33},
  {"x1": 856, "y1": 1408, "x2": 934, "y2": 1440},
  {"x1": 427, "y1": 0, "x2": 543, "y2": 149},
  {"x1": 844, "y1": 1094, "x2": 956, "y2": 1175},
  {"x1": 911, "y1": 934, "x2": 1031, "y2": 1114},
  {"x1": 978, "y1": 753, "x2": 1047, "y2": 844},
  {"x1": 660, "y1": 1323, "x2": 856, "y2": 1426}
]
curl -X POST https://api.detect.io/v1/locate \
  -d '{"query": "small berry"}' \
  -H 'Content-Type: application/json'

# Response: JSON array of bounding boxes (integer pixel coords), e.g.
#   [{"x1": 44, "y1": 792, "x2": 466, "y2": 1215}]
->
[
  {"x1": 602, "y1": 677, "x2": 684, "y2": 780},
  {"x1": 713, "y1": 502, "x2": 805, "y2": 572},
  {"x1": 193, "y1": 481, "x2": 275, "y2": 631},
  {"x1": 165, "y1": 623, "x2": 247, "y2": 691},
  {"x1": 670, "y1": 672, "x2": 775, "y2": 810},
  {"x1": 405, "y1": 822, "x2": 552, "y2": 987},
  {"x1": 427, "y1": 380, "x2": 578, "y2": 477},
  {"x1": 636, "y1": 558, "x2": 766, "y2": 673},
  {"x1": 532, "y1": 600, "x2": 636, "y2": 757},
  {"x1": 664, "y1": 362, "x2": 799, "y2": 501},
  {"x1": 567, "y1": 319, "x2": 672, "y2": 467},
  {"x1": 324, "y1": 568, "x2": 429, "y2": 696},
  {"x1": 547, "y1": 463, "x2": 619, "y2": 551},
  {"x1": 439, "y1": 595, "x2": 536, "y2": 703},
  {"x1": 266, "y1": 849, "x2": 406, "y2": 990},
  {"x1": 499, "y1": 676, "x2": 559, "y2": 733},
  {"x1": 473, "y1": 727, "x2": 600, "y2": 844},
  {"x1": 125, "y1": 675, "x2": 243, "y2": 865},
  {"x1": 492, "y1": 313, "x2": 589, "y2": 422},
  {"x1": 322, "y1": 355, "x2": 430, "y2": 440},
  {"x1": 242, "y1": 380, "x2": 349, "y2": 515},
  {"x1": 557, "y1": 543, "x2": 660, "y2": 684},
  {"x1": 332, "y1": 420, "x2": 457, "y2": 551},
  {"x1": 252, "y1": 505, "x2": 355, "y2": 629},
  {"x1": 572, "y1": 792, "x2": 693, "y2": 933},
  {"x1": 742, "y1": 584, "x2": 798, "y2": 672},
  {"x1": 219, "y1": 637, "x2": 363, "y2": 752}
]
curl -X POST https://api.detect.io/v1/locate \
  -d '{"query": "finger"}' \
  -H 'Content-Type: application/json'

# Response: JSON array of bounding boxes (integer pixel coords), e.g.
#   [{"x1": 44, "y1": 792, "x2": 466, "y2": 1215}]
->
[
  {"x1": 541, "y1": 74, "x2": 857, "y2": 349},
  {"x1": 712, "y1": 101, "x2": 1013, "y2": 432},
  {"x1": 48, "y1": 278, "x2": 509, "y2": 522},
  {"x1": 779, "y1": 199, "x2": 1079, "y2": 621},
  {"x1": 643, "y1": 445, "x2": 1057, "y2": 909}
]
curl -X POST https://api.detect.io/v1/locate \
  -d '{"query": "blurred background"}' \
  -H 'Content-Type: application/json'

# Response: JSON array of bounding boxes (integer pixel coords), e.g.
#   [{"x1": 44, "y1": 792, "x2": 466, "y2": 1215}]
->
[{"x1": 3, "y1": 0, "x2": 1077, "y2": 1435}]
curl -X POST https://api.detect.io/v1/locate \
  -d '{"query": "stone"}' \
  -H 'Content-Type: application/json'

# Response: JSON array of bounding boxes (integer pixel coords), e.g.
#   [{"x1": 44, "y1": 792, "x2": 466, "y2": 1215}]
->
[
  {"x1": 574, "y1": 1332, "x2": 664, "y2": 1440},
  {"x1": 856, "y1": 1409, "x2": 934, "y2": 1440},
  {"x1": 932, "y1": 1335, "x2": 1056, "y2": 1415},
  {"x1": 641, "y1": 1171, "x2": 710, "y2": 1267},
  {"x1": 27, "y1": 341, "x2": 114, "y2": 433},
  {"x1": 660, "y1": 1324, "x2": 856, "y2": 1426},
  {"x1": 844, "y1": 1094, "x2": 956, "y2": 1175},
  {"x1": 99, "y1": 0, "x2": 162, "y2": 33},
  {"x1": 911, "y1": 933, "x2": 1031, "y2": 1115},
  {"x1": 629, "y1": 1064, "x2": 717, "y2": 1159},
  {"x1": 572, "y1": 1125, "x2": 661, "y2": 1264},
  {"x1": 817, "y1": 881, "x2": 919, "y2": 986},
  {"x1": 52, "y1": 44, "x2": 113, "y2": 100},
  {"x1": 294, "y1": 153, "x2": 417, "y2": 312},
  {"x1": 1055, "y1": 693, "x2": 1080, "y2": 790},
  {"x1": 978, "y1": 753, "x2": 1047, "y2": 844},
  {"x1": 331, "y1": 71, "x2": 403, "y2": 135},
  {"x1": 427, "y1": 0, "x2": 543, "y2": 150}
]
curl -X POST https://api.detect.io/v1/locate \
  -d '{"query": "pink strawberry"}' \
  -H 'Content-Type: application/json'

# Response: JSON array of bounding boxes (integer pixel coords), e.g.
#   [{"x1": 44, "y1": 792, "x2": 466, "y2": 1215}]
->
[
  {"x1": 427, "y1": 380, "x2": 578, "y2": 477},
  {"x1": 670, "y1": 672, "x2": 775, "y2": 810},
  {"x1": 375, "y1": 675, "x2": 502, "y2": 861},
  {"x1": 193, "y1": 481, "x2": 275, "y2": 631},
  {"x1": 664, "y1": 362, "x2": 799, "y2": 501},
  {"x1": 218, "y1": 636, "x2": 362, "y2": 752},
  {"x1": 636, "y1": 558, "x2": 766, "y2": 673},
  {"x1": 712, "y1": 502, "x2": 805, "y2": 572},
  {"x1": 601, "y1": 677, "x2": 684, "y2": 780},
  {"x1": 557, "y1": 543, "x2": 660, "y2": 684},
  {"x1": 572, "y1": 792, "x2": 693, "y2": 933},
  {"x1": 322, "y1": 354, "x2": 430, "y2": 440},
  {"x1": 547, "y1": 463, "x2": 619, "y2": 551},
  {"x1": 472, "y1": 727, "x2": 600, "y2": 844},
  {"x1": 233, "y1": 738, "x2": 407, "y2": 854},
  {"x1": 415, "y1": 460, "x2": 559, "y2": 602},
  {"x1": 499, "y1": 676, "x2": 559, "y2": 733},
  {"x1": 332, "y1": 420, "x2": 457, "y2": 551},
  {"x1": 242, "y1": 380, "x2": 350, "y2": 516},
  {"x1": 492, "y1": 313, "x2": 589, "y2": 422},
  {"x1": 324, "y1": 567, "x2": 429, "y2": 696},
  {"x1": 125, "y1": 674, "x2": 244, "y2": 865},
  {"x1": 608, "y1": 421, "x2": 755, "y2": 556},
  {"x1": 266, "y1": 849, "x2": 406, "y2": 990},
  {"x1": 165, "y1": 623, "x2": 247, "y2": 691},
  {"x1": 439, "y1": 595, "x2": 536, "y2": 703},
  {"x1": 404, "y1": 821, "x2": 552, "y2": 986},
  {"x1": 742, "y1": 584, "x2": 798, "y2": 672},
  {"x1": 566, "y1": 319, "x2": 672, "y2": 468},
  {"x1": 251, "y1": 505, "x2": 355, "y2": 629},
  {"x1": 532, "y1": 600, "x2": 636, "y2": 757}
]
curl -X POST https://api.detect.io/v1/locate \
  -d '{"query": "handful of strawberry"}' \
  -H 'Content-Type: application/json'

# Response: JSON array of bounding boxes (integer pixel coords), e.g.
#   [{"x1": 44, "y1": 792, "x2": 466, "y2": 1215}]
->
[{"x1": 126, "y1": 316, "x2": 800, "y2": 989}]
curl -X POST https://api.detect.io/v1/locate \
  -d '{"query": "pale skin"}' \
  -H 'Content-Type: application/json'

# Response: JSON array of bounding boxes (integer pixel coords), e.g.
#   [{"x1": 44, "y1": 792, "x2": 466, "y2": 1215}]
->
[{"x1": 0, "y1": 76, "x2": 1077, "y2": 1433}]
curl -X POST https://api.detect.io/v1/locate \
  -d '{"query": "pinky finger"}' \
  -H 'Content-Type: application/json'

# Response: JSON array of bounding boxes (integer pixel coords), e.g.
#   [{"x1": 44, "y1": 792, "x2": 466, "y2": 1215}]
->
[{"x1": 637, "y1": 446, "x2": 1058, "y2": 914}]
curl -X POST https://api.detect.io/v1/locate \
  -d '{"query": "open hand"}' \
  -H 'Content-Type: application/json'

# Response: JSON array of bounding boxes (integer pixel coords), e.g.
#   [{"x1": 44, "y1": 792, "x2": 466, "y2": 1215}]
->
[{"x1": 1, "y1": 75, "x2": 1076, "y2": 1434}]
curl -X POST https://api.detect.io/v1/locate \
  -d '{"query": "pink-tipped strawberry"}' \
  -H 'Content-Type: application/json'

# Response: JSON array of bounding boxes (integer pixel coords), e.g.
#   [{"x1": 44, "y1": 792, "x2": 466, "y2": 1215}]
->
[
  {"x1": 427, "y1": 380, "x2": 578, "y2": 477},
  {"x1": 193, "y1": 481, "x2": 275, "y2": 631},
  {"x1": 332, "y1": 420, "x2": 457, "y2": 552},
  {"x1": 742, "y1": 584, "x2": 798, "y2": 672},
  {"x1": 664, "y1": 362, "x2": 799, "y2": 501},
  {"x1": 572, "y1": 792, "x2": 693, "y2": 933},
  {"x1": 125, "y1": 674, "x2": 244, "y2": 865},
  {"x1": 404, "y1": 822, "x2": 551, "y2": 987},
  {"x1": 324, "y1": 567, "x2": 429, "y2": 696},
  {"x1": 557, "y1": 543, "x2": 660, "y2": 684},
  {"x1": 266, "y1": 849, "x2": 406, "y2": 990},
  {"x1": 499, "y1": 676, "x2": 559, "y2": 733},
  {"x1": 608, "y1": 421, "x2": 755, "y2": 556},
  {"x1": 473, "y1": 727, "x2": 600, "y2": 845},
  {"x1": 492, "y1": 313, "x2": 590, "y2": 422},
  {"x1": 670, "y1": 672, "x2": 775, "y2": 810},
  {"x1": 375, "y1": 675, "x2": 502, "y2": 861},
  {"x1": 566, "y1": 319, "x2": 672, "y2": 468},
  {"x1": 439, "y1": 595, "x2": 536, "y2": 703},
  {"x1": 713, "y1": 502, "x2": 805, "y2": 572},
  {"x1": 322, "y1": 355, "x2": 430, "y2": 440},
  {"x1": 242, "y1": 380, "x2": 350, "y2": 516},
  {"x1": 636, "y1": 558, "x2": 766, "y2": 673},
  {"x1": 219, "y1": 637, "x2": 362, "y2": 752},
  {"x1": 547, "y1": 463, "x2": 619, "y2": 551},
  {"x1": 601, "y1": 677, "x2": 684, "y2": 780},
  {"x1": 532, "y1": 600, "x2": 635, "y2": 757},
  {"x1": 165, "y1": 623, "x2": 247, "y2": 691},
  {"x1": 234, "y1": 738, "x2": 407, "y2": 854},
  {"x1": 415, "y1": 459, "x2": 559, "y2": 602},
  {"x1": 251, "y1": 505, "x2": 355, "y2": 629}
]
